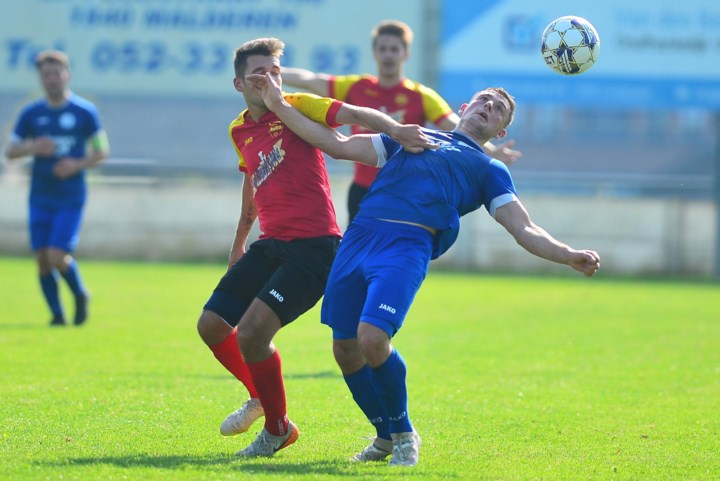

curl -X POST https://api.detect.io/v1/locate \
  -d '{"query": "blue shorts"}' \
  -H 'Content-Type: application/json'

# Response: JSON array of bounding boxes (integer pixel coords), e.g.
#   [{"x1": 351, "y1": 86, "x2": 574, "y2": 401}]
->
[
  {"x1": 29, "y1": 204, "x2": 84, "y2": 252},
  {"x1": 321, "y1": 217, "x2": 433, "y2": 340}
]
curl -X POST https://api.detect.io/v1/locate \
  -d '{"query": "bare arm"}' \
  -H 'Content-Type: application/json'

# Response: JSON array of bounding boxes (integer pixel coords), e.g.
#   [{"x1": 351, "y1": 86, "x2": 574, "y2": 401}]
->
[
  {"x1": 281, "y1": 67, "x2": 331, "y2": 96},
  {"x1": 248, "y1": 72, "x2": 429, "y2": 164},
  {"x1": 482, "y1": 139, "x2": 522, "y2": 167},
  {"x1": 53, "y1": 130, "x2": 110, "y2": 179},
  {"x1": 494, "y1": 200, "x2": 600, "y2": 277},
  {"x1": 334, "y1": 103, "x2": 435, "y2": 153},
  {"x1": 5, "y1": 136, "x2": 56, "y2": 159},
  {"x1": 228, "y1": 174, "x2": 257, "y2": 269}
]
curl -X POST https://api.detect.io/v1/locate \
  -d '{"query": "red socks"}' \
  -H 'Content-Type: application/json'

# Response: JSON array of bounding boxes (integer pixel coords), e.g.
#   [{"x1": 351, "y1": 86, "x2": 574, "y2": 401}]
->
[
  {"x1": 248, "y1": 349, "x2": 288, "y2": 436},
  {"x1": 209, "y1": 328, "x2": 259, "y2": 399}
]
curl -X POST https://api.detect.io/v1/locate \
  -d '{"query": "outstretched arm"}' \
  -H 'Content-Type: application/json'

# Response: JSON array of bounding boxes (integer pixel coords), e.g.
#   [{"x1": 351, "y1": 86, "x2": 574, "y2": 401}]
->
[
  {"x1": 494, "y1": 200, "x2": 600, "y2": 277},
  {"x1": 247, "y1": 72, "x2": 380, "y2": 165},
  {"x1": 281, "y1": 67, "x2": 331, "y2": 96},
  {"x1": 334, "y1": 103, "x2": 435, "y2": 153},
  {"x1": 482, "y1": 139, "x2": 522, "y2": 167}
]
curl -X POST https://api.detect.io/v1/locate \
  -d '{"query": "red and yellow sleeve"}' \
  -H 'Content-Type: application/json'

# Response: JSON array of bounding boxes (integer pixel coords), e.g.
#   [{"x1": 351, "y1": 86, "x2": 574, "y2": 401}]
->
[
  {"x1": 416, "y1": 82, "x2": 454, "y2": 125},
  {"x1": 328, "y1": 74, "x2": 364, "y2": 102},
  {"x1": 228, "y1": 114, "x2": 248, "y2": 172},
  {"x1": 285, "y1": 93, "x2": 343, "y2": 128}
]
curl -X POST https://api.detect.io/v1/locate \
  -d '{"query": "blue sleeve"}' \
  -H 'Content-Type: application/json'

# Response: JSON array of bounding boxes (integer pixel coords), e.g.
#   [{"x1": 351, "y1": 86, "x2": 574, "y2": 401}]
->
[
  {"x1": 12, "y1": 106, "x2": 33, "y2": 141},
  {"x1": 379, "y1": 133, "x2": 403, "y2": 163},
  {"x1": 484, "y1": 159, "x2": 519, "y2": 217},
  {"x1": 84, "y1": 103, "x2": 103, "y2": 137}
]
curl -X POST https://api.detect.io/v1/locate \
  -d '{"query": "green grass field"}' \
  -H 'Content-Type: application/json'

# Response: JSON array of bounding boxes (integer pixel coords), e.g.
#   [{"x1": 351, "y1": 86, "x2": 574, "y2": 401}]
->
[{"x1": 1, "y1": 256, "x2": 718, "y2": 480}]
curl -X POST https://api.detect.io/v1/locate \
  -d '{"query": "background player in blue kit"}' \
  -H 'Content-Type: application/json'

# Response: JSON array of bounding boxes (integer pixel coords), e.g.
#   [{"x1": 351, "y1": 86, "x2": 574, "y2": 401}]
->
[
  {"x1": 248, "y1": 72, "x2": 601, "y2": 466},
  {"x1": 5, "y1": 50, "x2": 110, "y2": 326}
]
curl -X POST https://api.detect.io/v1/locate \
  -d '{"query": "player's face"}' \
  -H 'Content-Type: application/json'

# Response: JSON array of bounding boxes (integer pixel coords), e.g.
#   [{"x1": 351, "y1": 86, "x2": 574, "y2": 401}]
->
[
  {"x1": 38, "y1": 62, "x2": 69, "y2": 99},
  {"x1": 373, "y1": 35, "x2": 408, "y2": 78},
  {"x1": 458, "y1": 90, "x2": 510, "y2": 139},
  {"x1": 237, "y1": 55, "x2": 282, "y2": 108}
]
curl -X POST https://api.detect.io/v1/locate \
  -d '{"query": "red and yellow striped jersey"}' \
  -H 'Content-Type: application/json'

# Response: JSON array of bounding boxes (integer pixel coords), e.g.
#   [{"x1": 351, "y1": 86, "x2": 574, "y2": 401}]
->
[
  {"x1": 329, "y1": 74, "x2": 454, "y2": 187},
  {"x1": 228, "y1": 93, "x2": 343, "y2": 241}
]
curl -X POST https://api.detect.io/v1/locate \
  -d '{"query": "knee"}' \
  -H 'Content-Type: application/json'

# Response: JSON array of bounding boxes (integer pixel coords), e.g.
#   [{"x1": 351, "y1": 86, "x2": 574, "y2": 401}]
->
[
  {"x1": 333, "y1": 339, "x2": 366, "y2": 374},
  {"x1": 46, "y1": 249, "x2": 71, "y2": 272},
  {"x1": 197, "y1": 310, "x2": 230, "y2": 346},
  {"x1": 357, "y1": 326, "x2": 391, "y2": 368}
]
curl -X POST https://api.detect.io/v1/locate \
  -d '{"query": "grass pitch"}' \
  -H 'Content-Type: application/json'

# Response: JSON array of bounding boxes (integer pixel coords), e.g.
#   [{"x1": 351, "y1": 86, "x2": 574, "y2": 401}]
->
[{"x1": 0, "y1": 256, "x2": 718, "y2": 480}]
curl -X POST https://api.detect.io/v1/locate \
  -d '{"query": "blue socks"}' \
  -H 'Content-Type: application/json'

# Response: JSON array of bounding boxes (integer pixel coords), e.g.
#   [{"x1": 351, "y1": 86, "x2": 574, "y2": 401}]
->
[
  {"x1": 371, "y1": 349, "x2": 412, "y2": 434},
  {"x1": 60, "y1": 259, "x2": 87, "y2": 298},
  {"x1": 344, "y1": 365, "x2": 391, "y2": 440},
  {"x1": 39, "y1": 272, "x2": 63, "y2": 318}
]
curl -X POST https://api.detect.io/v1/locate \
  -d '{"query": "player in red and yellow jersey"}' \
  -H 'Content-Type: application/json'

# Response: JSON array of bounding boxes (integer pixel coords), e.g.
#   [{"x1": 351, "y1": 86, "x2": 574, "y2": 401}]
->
[
  {"x1": 283, "y1": 20, "x2": 522, "y2": 223},
  {"x1": 196, "y1": 37, "x2": 433, "y2": 458}
]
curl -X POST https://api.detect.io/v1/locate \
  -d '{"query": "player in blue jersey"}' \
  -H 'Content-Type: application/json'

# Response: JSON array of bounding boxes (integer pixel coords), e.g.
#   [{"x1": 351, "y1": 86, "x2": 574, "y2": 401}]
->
[
  {"x1": 5, "y1": 50, "x2": 110, "y2": 327},
  {"x1": 248, "y1": 72, "x2": 600, "y2": 466}
]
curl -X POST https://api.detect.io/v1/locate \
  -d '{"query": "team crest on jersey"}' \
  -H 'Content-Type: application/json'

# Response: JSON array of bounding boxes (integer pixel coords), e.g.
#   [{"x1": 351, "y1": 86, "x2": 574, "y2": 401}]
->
[
  {"x1": 395, "y1": 94, "x2": 409, "y2": 106},
  {"x1": 268, "y1": 121, "x2": 283, "y2": 138},
  {"x1": 59, "y1": 112, "x2": 76, "y2": 130}
]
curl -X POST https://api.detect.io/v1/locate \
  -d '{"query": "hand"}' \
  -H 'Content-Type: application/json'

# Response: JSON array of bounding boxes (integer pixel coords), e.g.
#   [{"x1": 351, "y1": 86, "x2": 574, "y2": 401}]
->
[
  {"x1": 391, "y1": 124, "x2": 437, "y2": 153},
  {"x1": 53, "y1": 157, "x2": 83, "y2": 179},
  {"x1": 486, "y1": 139, "x2": 522, "y2": 166},
  {"x1": 568, "y1": 250, "x2": 601, "y2": 277},
  {"x1": 246, "y1": 73, "x2": 285, "y2": 112},
  {"x1": 33, "y1": 137, "x2": 57, "y2": 156}
]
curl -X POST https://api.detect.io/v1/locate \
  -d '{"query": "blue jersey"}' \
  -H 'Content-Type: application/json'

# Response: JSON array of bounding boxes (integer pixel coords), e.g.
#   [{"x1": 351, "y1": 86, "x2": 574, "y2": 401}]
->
[
  {"x1": 11, "y1": 93, "x2": 103, "y2": 208},
  {"x1": 361, "y1": 129, "x2": 518, "y2": 258}
]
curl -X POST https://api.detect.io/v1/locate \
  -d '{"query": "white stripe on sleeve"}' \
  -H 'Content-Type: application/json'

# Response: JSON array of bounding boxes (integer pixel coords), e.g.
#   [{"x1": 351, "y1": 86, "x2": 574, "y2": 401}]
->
[
  {"x1": 370, "y1": 134, "x2": 388, "y2": 167},
  {"x1": 489, "y1": 193, "x2": 518, "y2": 218}
]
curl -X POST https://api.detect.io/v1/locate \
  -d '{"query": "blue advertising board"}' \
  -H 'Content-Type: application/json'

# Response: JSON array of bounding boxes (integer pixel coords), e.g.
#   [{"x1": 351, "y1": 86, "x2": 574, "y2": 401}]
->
[{"x1": 440, "y1": 0, "x2": 720, "y2": 108}]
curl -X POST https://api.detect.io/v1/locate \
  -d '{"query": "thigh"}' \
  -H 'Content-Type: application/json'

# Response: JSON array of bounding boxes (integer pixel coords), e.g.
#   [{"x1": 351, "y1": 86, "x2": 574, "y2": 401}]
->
[
  {"x1": 321, "y1": 225, "x2": 371, "y2": 339},
  {"x1": 48, "y1": 207, "x2": 84, "y2": 253},
  {"x1": 360, "y1": 228, "x2": 432, "y2": 339},
  {"x1": 257, "y1": 236, "x2": 340, "y2": 326},
  {"x1": 203, "y1": 241, "x2": 277, "y2": 327},
  {"x1": 29, "y1": 204, "x2": 52, "y2": 251}
]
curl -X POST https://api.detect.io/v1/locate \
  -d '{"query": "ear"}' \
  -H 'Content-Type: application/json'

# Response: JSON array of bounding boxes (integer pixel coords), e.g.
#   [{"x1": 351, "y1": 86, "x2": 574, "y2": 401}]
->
[
  {"x1": 458, "y1": 103, "x2": 468, "y2": 116},
  {"x1": 233, "y1": 77, "x2": 244, "y2": 93},
  {"x1": 495, "y1": 128, "x2": 507, "y2": 140}
]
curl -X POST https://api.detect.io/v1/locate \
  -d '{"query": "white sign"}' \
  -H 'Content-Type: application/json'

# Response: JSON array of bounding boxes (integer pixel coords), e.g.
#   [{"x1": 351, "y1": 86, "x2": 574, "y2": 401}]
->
[{"x1": 0, "y1": 0, "x2": 423, "y2": 97}]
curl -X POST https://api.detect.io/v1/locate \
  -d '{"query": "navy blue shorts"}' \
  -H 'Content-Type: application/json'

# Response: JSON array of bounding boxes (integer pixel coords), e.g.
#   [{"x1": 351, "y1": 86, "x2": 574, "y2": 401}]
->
[
  {"x1": 321, "y1": 217, "x2": 433, "y2": 340},
  {"x1": 29, "y1": 204, "x2": 83, "y2": 252},
  {"x1": 204, "y1": 235, "x2": 339, "y2": 327}
]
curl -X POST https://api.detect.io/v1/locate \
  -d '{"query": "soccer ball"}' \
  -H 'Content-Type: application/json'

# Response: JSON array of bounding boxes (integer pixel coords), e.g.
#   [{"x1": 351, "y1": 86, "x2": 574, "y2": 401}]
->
[{"x1": 541, "y1": 16, "x2": 600, "y2": 75}]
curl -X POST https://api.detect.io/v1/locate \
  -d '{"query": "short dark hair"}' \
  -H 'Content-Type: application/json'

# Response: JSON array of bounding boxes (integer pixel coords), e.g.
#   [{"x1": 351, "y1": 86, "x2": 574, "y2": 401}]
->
[
  {"x1": 233, "y1": 37, "x2": 284, "y2": 77},
  {"x1": 472, "y1": 87, "x2": 517, "y2": 129},
  {"x1": 35, "y1": 50, "x2": 70, "y2": 70},
  {"x1": 372, "y1": 20, "x2": 413, "y2": 49}
]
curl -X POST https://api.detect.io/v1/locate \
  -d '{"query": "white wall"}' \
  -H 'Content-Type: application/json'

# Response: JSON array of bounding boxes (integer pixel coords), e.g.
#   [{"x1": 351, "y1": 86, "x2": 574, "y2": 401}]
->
[{"x1": 0, "y1": 173, "x2": 716, "y2": 276}]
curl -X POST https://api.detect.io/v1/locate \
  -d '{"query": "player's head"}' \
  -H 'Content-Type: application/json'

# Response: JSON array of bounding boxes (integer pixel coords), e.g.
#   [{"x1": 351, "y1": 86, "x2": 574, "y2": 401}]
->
[
  {"x1": 457, "y1": 88, "x2": 516, "y2": 142},
  {"x1": 233, "y1": 38, "x2": 284, "y2": 108},
  {"x1": 371, "y1": 20, "x2": 412, "y2": 78},
  {"x1": 35, "y1": 50, "x2": 70, "y2": 100}
]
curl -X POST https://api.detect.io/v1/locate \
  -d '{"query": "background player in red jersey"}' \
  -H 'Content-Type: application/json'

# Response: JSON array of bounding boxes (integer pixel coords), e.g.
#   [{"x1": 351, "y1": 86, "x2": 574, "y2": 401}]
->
[
  {"x1": 196, "y1": 37, "x2": 433, "y2": 458},
  {"x1": 282, "y1": 19, "x2": 522, "y2": 223}
]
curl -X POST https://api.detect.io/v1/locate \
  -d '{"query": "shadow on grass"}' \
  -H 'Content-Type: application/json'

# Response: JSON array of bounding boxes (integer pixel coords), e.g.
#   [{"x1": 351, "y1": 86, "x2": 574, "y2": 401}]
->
[
  {"x1": 34, "y1": 454, "x2": 451, "y2": 477},
  {"x1": 285, "y1": 370, "x2": 340, "y2": 380}
]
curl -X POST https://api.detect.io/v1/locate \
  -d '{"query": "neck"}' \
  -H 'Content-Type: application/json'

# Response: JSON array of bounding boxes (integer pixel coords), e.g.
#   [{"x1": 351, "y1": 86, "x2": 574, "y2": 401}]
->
[
  {"x1": 247, "y1": 104, "x2": 270, "y2": 122},
  {"x1": 377, "y1": 72, "x2": 402, "y2": 88},
  {"x1": 46, "y1": 90, "x2": 69, "y2": 107},
  {"x1": 454, "y1": 126, "x2": 490, "y2": 147}
]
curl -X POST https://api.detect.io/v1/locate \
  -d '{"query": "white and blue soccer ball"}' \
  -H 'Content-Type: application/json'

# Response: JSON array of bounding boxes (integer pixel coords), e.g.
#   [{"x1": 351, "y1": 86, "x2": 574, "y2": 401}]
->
[{"x1": 541, "y1": 16, "x2": 600, "y2": 75}]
